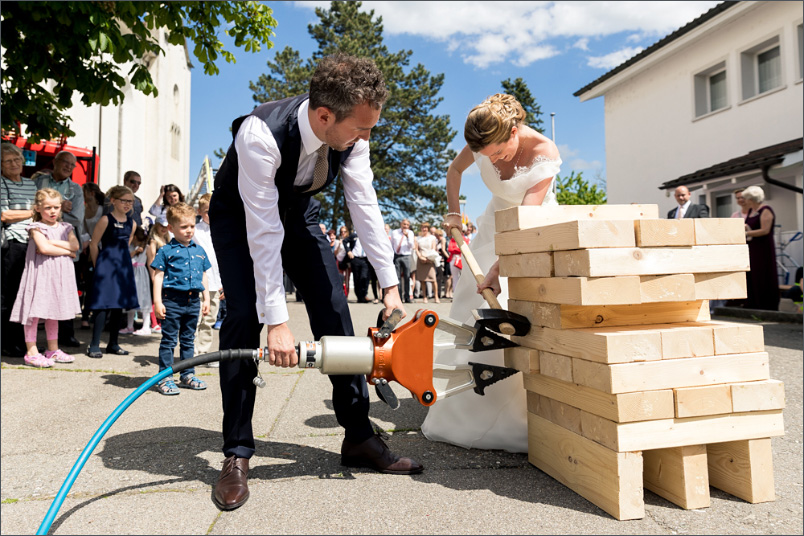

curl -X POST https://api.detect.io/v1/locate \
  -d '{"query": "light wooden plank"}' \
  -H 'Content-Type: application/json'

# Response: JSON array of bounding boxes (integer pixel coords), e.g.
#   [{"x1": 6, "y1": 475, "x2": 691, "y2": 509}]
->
[
  {"x1": 674, "y1": 384, "x2": 733, "y2": 418},
  {"x1": 579, "y1": 410, "x2": 784, "y2": 452},
  {"x1": 539, "y1": 352, "x2": 574, "y2": 383},
  {"x1": 657, "y1": 322, "x2": 715, "y2": 359},
  {"x1": 509, "y1": 299, "x2": 710, "y2": 330},
  {"x1": 528, "y1": 392, "x2": 583, "y2": 435},
  {"x1": 694, "y1": 218, "x2": 747, "y2": 245},
  {"x1": 730, "y1": 380, "x2": 785, "y2": 412},
  {"x1": 514, "y1": 324, "x2": 663, "y2": 364},
  {"x1": 523, "y1": 373, "x2": 675, "y2": 423},
  {"x1": 508, "y1": 276, "x2": 642, "y2": 306},
  {"x1": 635, "y1": 219, "x2": 695, "y2": 247},
  {"x1": 504, "y1": 346, "x2": 540, "y2": 374},
  {"x1": 570, "y1": 352, "x2": 769, "y2": 394},
  {"x1": 707, "y1": 439, "x2": 775, "y2": 503},
  {"x1": 710, "y1": 321, "x2": 765, "y2": 354},
  {"x1": 643, "y1": 445, "x2": 710, "y2": 509},
  {"x1": 498, "y1": 252, "x2": 553, "y2": 278},
  {"x1": 528, "y1": 413, "x2": 646, "y2": 520},
  {"x1": 495, "y1": 204, "x2": 659, "y2": 233},
  {"x1": 554, "y1": 245, "x2": 750, "y2": 277},
  {"x1": 495, "y1": 220, "x2": 636, "y2": 255},
  {"x1": 639, "y1": 274, "x2": 697, "y2": 302},
  {"x1": 694, "y1": 272, "x2": 748, "y2": 300}
]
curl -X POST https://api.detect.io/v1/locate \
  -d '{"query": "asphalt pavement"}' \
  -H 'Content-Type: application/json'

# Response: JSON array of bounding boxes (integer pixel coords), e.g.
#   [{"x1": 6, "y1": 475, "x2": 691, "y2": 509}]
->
[{"x1": 1, "y1": 294, "x2": 801, "y2": 535}]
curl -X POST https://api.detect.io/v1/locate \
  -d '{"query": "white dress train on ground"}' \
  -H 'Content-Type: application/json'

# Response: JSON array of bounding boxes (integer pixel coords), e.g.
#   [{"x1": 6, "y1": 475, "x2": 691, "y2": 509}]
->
[{"x1": 421, "y1": 152, "x2": 561, "y2": 453}]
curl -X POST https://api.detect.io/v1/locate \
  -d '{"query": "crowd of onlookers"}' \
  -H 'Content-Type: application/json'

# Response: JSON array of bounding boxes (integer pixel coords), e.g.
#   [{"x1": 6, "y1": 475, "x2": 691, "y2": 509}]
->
[
  {"x1": 313, "y1": 218, "x2": 476, "y2": 305},
  {"x1": 1, "y1": 144, "x2": 225, "y2": 393}
]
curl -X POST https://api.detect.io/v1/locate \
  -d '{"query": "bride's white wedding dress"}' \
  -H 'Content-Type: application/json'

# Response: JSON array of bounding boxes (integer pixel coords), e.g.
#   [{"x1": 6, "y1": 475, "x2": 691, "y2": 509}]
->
[{"x1": 421, "y1": 152, "x2": 561, "y2": 453}]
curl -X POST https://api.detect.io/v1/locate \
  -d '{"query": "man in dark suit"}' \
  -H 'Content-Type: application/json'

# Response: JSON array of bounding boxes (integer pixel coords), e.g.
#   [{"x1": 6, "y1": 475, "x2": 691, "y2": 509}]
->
[
  {"x1": 208, "y1": 53, "x2": 422, "y2": 512},
  {"x1": 667, "y1": 185, "x2": 710, "y2": 219}
]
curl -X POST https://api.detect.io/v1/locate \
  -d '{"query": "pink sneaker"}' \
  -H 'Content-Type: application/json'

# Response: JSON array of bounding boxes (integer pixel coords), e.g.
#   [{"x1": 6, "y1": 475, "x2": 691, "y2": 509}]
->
[
  {"x1": 45, "y1": 349, "x2": 75, "y2": 363},
  {"x1": 24, "y1": 353, "x2": 53, "y2": 368},
  {"x1": 152, "y1": 325, "x2": 162, "y2": 334},
  {"x1": 119, "y1": 327, "x2": 135, "y2": 334}
]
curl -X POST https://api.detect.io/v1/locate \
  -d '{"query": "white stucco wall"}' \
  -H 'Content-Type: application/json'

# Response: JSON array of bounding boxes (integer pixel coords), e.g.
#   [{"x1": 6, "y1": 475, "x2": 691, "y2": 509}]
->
[
  {"x1": 66, "y1": 28, "x2": 192, "y2": 215},
  {"x1": 595, "y1": 1, "x2": 802, "y2": 229}
]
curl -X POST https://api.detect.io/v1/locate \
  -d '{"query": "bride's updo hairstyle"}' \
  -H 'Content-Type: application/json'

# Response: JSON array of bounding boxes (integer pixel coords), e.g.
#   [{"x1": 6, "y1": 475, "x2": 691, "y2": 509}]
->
[{"x1": 464, "y1": 94, "x2": 526, "y2": 152}]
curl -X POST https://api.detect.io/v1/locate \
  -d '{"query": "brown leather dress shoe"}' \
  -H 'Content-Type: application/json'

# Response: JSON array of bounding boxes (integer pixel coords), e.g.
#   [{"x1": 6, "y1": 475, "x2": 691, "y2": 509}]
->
[
  {"x1": 341, "y1": 434, "x2": 424, "y2": 475},
  {"x1": 213, "y1": 456, "x2": 250, "y2": 510}
]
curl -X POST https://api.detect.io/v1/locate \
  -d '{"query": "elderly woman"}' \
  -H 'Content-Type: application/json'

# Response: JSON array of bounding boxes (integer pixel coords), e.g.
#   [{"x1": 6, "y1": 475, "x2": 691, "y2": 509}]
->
[
  {"x1": 742, "y1": 185, "x2": 779, "y2": 311},
  {"x1": 1, "y1": 143, "x2": 38, "y2": 356}
]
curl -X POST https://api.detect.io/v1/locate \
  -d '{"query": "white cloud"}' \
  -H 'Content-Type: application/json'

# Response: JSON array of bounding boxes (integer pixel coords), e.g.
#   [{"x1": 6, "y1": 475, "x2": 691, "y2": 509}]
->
[
  {"x1": 587, "y1": 46, "x2": 643, "y2": 69},
  {"x1": 569, "y1": 158, "x2": 603, "y2": 172},
  {"x1": 573, "y1": 38, "x2": 590, "y2": 51},
  {"x1": 295, "y1": 1, "x2": 720, "y2": 69}
]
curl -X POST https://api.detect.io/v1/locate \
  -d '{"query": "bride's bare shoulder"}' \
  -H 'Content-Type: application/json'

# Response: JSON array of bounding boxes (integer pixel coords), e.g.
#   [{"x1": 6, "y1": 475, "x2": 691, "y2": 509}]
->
[{"x1": 528, "y1": 129, "x2": 560, "y2": 160}]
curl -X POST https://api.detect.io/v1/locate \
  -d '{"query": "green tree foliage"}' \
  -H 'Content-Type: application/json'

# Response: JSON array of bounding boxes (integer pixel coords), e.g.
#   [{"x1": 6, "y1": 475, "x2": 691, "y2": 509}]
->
[
  {"x1": 501, "y1": 77, "x2": 544, "y2": 133},
  {"x1": 1, "y1": 1, "x2": 277, "y2": 142},
  {"x1": 555, "y1": 171, "x2": 607, "y2": 205},
  {"x1": 249, "y1": 1, "x2": 456, "y2": 229}
]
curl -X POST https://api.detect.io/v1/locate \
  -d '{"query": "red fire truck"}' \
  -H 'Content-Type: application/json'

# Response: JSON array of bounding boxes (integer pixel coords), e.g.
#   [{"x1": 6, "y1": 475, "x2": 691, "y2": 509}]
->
[{"x1": 2, "y1": 132, "x2": 99, "y2": 185}]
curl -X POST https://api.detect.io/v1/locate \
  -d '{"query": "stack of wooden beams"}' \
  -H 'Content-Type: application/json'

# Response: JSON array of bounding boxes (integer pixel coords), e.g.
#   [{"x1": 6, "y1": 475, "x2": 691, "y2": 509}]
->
[{"x1": 495, "y1": 205, "x2": 786, "y2": 520}]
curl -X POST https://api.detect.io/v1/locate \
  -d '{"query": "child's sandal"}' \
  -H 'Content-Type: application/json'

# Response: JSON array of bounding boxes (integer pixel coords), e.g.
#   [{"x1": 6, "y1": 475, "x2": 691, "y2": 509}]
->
[
  {"x1": 157, "y1": 379, "x2": 180, "y2": 396},
  {"x1": 45, "y1": 349, "x2": 75, "y2": 363},
  {"x1": 179, "y1": 375, "x2": 207, "y2": 390},
  {"x1": 24, "y1": 353, "x2": 53, "y2": 368}
]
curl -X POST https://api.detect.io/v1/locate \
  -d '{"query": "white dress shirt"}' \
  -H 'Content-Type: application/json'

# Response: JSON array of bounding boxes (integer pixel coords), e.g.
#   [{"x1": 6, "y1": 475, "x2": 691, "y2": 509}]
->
[
  {"x1": 676, "y1": 200, "x2": 690, "y2": 219},
  {"x1": 193, "y1": 220, "x2": 222, "y2": 292},
  {"x1": 235, "y1": 99, "x2": 398, "y2": 325},
  {"x1": 391, "y1": 228, "x2": 415, "y2": 255}
]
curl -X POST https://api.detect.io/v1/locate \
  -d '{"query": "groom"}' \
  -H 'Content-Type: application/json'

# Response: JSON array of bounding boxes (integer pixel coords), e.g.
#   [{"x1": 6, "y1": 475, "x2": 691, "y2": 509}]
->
[{"x1": 208, "y1": 53, "x2": 423, "y2": 511}]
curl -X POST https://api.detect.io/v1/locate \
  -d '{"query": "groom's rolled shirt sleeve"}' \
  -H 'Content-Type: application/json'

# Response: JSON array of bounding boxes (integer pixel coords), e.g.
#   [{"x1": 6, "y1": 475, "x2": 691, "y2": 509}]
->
[{"x1": 340, "y1": 139, "x2": 399, "y2": 289}]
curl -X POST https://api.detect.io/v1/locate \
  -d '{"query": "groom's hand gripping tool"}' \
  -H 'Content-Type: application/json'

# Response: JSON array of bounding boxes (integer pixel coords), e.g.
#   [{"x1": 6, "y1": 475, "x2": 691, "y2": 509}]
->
[{"x1": 276, "y1": 309, "x2": 520, "y2": 409}]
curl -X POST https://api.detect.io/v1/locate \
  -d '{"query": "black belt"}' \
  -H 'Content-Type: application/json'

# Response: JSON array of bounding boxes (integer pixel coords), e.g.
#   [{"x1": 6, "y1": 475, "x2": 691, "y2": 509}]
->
[{"x1": 163, "y1": 288, "x2": 200, "y2": 297}]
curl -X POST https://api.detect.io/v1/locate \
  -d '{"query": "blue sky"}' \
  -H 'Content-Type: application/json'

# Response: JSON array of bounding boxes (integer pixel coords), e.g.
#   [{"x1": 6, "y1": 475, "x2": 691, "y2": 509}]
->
[{"x1": 190, "y1": 1, "x2": 719, "y2": 224}]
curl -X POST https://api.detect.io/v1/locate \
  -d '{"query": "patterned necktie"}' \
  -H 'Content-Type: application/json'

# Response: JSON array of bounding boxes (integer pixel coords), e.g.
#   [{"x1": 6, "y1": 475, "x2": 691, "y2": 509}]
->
[{"x1": 305, "y1": 144, "x2": 330, "y2": 193}]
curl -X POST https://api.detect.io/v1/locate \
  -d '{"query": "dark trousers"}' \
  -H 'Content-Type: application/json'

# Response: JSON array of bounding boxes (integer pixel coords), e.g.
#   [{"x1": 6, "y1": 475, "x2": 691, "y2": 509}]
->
[
  {"x1": 213, "y1": 200, "x2": 374, "y2": 460},
  {"x1": 1, "y1": 240, "x2": 27, "y2": 353},
  {"x1": 158, "y1": 290, "x2": 200, "y2": 376},
  {"x1": 393, "y1": 253, "x2": 411, "y2": 302},
  {"x1": 89, "y1": 308, "x2": 122, "y2": 351},
  {"x1": 351, "y1": 256, "x2": 371, "y2": 302}
]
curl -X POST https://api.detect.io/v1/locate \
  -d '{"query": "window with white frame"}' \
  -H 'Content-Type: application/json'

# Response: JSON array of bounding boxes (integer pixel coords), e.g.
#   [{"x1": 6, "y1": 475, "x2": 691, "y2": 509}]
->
[
  {"x1": 694, "y1": 61, "x2": 728, "y2": 117},
  {"x1": 797, "y1": 23, "x2": 803, "y2": 80},
  {"x1": 740, "y1": 35, "x2": 783, "y2": 100}
]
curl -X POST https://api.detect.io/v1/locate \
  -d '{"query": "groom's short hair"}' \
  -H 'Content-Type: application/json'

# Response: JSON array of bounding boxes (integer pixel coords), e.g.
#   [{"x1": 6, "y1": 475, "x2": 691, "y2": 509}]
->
[{"x1": 309, "y1": 53, "x2": 388, "y2": 122}]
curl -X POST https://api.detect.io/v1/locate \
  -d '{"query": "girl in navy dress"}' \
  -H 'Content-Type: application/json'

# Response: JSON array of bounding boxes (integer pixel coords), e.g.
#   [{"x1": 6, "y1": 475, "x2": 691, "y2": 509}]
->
[{"x1": 86, "y1": 185, "x2": 139, "y2": 357}]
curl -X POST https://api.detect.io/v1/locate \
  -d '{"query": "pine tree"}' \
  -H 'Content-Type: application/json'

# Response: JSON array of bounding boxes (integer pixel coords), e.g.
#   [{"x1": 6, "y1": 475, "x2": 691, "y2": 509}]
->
[
  {"x1": 501, "y1": 77, "x2": 544, "y2": 133},
  {"x1": 249, "y1": 1, "x2": 456, "y2": 229}
]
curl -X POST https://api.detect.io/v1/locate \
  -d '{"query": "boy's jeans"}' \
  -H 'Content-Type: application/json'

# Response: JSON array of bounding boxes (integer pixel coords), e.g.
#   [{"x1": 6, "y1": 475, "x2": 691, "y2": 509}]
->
[{"x1": 159, "y1": 289, "x2": 200, "y2": 378}]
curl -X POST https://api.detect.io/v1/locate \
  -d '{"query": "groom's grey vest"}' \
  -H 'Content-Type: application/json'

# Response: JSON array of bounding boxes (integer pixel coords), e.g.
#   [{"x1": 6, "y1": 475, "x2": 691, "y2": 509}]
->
[{"x1": 209, "y1": 94, "x2": 354, "y2": 244}]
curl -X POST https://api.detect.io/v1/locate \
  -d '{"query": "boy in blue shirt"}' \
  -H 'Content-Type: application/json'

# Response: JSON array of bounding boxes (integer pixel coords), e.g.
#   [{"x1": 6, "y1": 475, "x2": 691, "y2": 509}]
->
[{"x1": 151, "y1": 203, "x2": 212, "y2": 395}]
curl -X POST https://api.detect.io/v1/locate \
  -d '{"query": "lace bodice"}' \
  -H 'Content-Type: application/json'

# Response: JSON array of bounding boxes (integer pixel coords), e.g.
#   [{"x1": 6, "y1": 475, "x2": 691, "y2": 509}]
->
[{"x1": 473, "y1": 152, "x2": 562, "y2": 208}]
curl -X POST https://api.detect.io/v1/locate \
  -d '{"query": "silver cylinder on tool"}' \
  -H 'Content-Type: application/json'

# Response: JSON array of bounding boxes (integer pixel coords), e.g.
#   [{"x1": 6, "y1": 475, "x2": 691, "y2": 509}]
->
[{"x1": 296, "y1": 336, "x2": 374, "y2": 375}]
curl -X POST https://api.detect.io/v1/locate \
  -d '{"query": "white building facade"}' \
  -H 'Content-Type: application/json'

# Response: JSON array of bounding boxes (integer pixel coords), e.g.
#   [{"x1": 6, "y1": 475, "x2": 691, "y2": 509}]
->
[
  {"x1": 576, "y1": 1, "x2": 802, "y2": 257},
  {"x1": 65, "y1": 28, "x2": 192, "y2": 213}
]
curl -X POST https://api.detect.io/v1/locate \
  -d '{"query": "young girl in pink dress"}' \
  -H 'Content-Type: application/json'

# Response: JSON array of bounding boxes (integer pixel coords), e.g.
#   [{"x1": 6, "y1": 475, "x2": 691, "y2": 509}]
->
[{"x1": 11, "y1": 188, "x2": 82, "y2": 367}]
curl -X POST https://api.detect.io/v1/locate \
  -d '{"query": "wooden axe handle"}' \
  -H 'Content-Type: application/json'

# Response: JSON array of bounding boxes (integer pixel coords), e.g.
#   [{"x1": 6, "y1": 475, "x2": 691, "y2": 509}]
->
[{"x1": 450, "y1": 227, "x2": 515, "y2": 335}]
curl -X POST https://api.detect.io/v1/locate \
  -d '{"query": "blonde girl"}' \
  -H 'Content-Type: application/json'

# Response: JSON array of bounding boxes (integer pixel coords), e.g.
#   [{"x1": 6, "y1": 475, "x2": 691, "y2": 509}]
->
[
  {"x1": 145, "y1": 216, "x2": 171, "y2": 333},
  {"x1": 85, "y1": 185, "x2": 139, "y2": 357},
  {"x1": 10, "y1": 188, "x2": 81, "y2": 367}
]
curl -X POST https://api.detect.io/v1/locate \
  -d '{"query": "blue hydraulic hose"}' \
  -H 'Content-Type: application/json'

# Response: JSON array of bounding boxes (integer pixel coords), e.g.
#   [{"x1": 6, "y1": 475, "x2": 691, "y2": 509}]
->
[
  {"x1": 36, "y1": 349, "x2": 259, "y2": 535},
  {"x1": 36, "y1": 367, "x2": 173, "y2": 535}
]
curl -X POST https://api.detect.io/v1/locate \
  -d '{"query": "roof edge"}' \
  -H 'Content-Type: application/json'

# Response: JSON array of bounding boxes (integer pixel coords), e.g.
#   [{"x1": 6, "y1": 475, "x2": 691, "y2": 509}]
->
[{"x1": 574, "y1": 1, "x2": 739, "y2": 98}]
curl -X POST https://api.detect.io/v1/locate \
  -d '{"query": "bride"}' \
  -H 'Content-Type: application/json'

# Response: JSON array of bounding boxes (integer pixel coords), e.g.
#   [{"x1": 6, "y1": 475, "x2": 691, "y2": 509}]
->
[{"x1": 421, "y1": 94, "x2": 561, "y2": 453}]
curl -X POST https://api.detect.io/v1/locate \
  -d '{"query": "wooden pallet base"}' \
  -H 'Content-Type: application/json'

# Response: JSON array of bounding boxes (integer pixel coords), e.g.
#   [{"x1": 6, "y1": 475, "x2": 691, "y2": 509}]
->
[{"x1": 528, "y1": 413, "x2": 776, "y2": 519}]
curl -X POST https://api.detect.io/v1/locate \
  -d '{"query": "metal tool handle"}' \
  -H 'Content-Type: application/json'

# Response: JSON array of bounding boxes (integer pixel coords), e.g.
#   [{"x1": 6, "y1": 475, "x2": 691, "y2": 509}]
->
[{"x1": 449, "y1": 227, "x2": 515, "y2": 335}]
